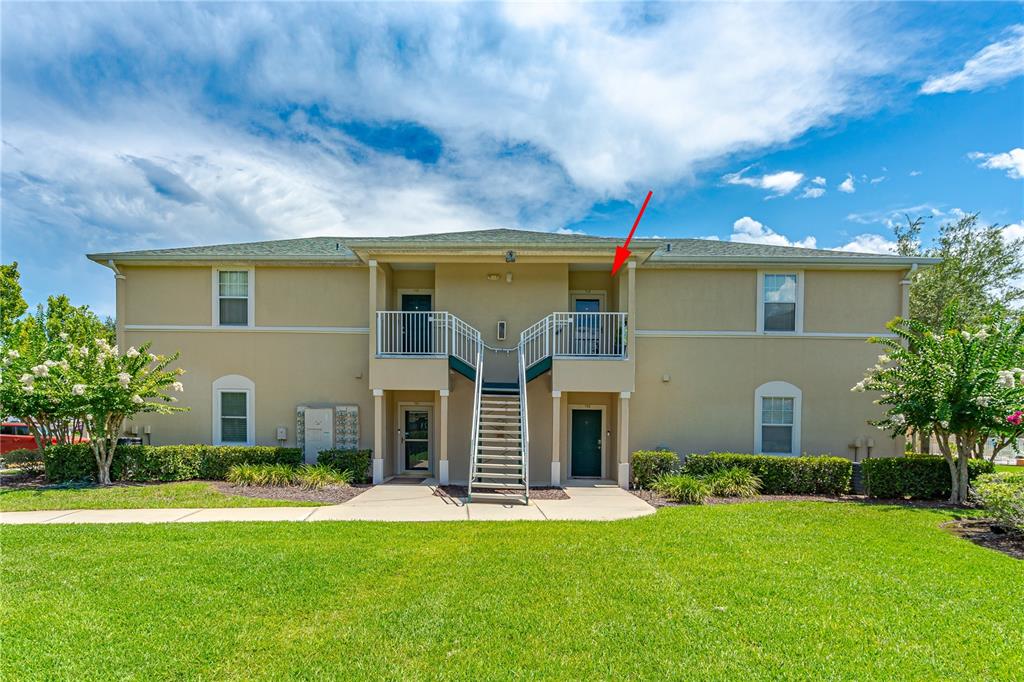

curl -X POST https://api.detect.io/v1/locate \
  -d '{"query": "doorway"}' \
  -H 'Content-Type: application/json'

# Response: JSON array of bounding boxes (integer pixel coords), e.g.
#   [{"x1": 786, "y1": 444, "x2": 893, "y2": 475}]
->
[
  {"x1": 401, "y1": 292, "x2": 433, "y2": 354},
  {"x1": 570, "y1": 407, "x2": 604, "y2": 478},
  {"x1": 398, "y1": 405, "x2": 432, "y2": 475}
]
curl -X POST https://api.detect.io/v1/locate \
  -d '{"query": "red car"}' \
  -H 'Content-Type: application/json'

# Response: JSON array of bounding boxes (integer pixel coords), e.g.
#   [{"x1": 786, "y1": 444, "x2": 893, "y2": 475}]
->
[{"x1": 0, "y1": 422, "x2": 37, "y2": 454}]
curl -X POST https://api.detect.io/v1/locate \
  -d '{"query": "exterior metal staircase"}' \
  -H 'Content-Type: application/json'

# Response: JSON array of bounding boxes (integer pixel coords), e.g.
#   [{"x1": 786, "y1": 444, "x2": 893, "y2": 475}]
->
[{"x1": 467, "y1": 351, "x2": 530, "y2": 504}]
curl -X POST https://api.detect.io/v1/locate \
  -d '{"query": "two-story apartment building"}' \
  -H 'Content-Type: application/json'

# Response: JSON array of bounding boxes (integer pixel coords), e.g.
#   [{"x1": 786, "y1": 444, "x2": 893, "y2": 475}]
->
[{"x1": 88, "y1": 229, "x2": 934, "y2": 502}]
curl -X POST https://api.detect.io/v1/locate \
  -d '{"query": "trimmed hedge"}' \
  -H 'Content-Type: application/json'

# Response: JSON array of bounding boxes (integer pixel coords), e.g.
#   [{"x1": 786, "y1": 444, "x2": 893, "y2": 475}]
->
[
  {"x1": 317, "y1": 449, "x2": 372, "y2": 482},
  {"x1": 862, "y1": 455, "x2": 995, "y2": 500},
  {"x1": 632, "y1": 450, "x2": 680, "y2": 488},
  {"x1": 43, "y1": 444, "x2": 301, "y2": 483},
  {"x1": 683, "y1": 453, "x2": 852, "y2": 496}
]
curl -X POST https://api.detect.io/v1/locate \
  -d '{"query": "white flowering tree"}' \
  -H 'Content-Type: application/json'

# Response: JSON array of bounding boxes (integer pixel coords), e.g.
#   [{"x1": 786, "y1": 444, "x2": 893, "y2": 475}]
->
[
  {"x1": 66, "y1": 338, "x2": 185, "y2": 484},
  {"x1": 853, "y1": 314, "x2": 1024, "y2": 503}
]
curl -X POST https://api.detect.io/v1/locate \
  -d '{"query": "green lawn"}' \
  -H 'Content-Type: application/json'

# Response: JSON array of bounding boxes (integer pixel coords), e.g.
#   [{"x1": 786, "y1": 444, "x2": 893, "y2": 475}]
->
[
  {"x1": 2, "y1": 503, "x2": 1022, "y2": 680},
  {"x1": 995, "y1": 464, "x2": 1023, "y2": 474},
  {"x1": 0, "y1": 481, "x2": 321, "y2": 512}
]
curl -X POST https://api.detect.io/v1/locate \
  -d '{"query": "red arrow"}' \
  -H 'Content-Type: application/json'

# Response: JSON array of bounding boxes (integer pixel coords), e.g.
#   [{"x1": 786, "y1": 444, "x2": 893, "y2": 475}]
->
[{"x1": 611, "y1": 190, "x2": 653, "y2": 276}]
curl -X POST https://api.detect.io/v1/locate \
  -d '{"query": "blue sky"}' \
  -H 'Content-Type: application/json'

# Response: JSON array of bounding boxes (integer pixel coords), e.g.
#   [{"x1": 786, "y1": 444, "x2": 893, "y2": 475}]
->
[{"x1": 2, "y1": 2, "x2": 1022, "y2": 317}]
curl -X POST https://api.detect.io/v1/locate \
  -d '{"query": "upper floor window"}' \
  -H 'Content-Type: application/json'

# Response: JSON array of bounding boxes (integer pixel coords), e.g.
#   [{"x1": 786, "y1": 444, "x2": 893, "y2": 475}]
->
[
  {"x1": 214, "y1": 269, "x2": 253, "y2": 326},
  {"x1": 754, "y1": 381, "x2": 802, "y2": 455},
  {"x1": 758, "y1": 272, "x2": 802, "y2": 333}
]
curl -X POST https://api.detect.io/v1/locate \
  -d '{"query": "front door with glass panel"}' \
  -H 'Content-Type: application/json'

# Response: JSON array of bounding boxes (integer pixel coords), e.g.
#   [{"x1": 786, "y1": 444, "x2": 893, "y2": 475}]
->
[
  {"x1": 401, "y1": 407, "x2": 431, "y2": 474},
  {"x1": 573, "y1": 297, "x2": 601, "y2": 355},
  {"x1": 401, "y1": 294, "x2": 433, "y2": 354}
]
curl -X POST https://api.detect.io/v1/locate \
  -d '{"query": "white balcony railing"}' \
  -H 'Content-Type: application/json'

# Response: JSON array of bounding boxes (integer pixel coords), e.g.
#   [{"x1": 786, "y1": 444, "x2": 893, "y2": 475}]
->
[
  {"x1": 379, "y1": 310, "x2": 626, "y2": 370},
  {"x1": 521, "y1": 312, "x2": 627, "y2": 369},
  {"x1": 376, "y1": 311, "x2": 481, "y2": 368}
]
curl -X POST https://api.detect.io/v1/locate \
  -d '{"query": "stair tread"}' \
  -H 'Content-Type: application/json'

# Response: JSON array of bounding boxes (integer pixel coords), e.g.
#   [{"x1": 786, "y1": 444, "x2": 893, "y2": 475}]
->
[
  {"x1": 469, "y1": 492, "x2": 528, "y2": 504},
  {"x1": 470, "y1": 481, "x2": 527, "y2": 489},
  {"x1": 475, "y1": 455, "x2": 521, "y2": 461}
]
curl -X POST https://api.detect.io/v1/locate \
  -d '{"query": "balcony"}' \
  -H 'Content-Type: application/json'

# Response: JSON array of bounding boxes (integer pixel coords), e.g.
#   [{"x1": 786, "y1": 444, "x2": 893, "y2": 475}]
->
[{"x1": 374, "y1": 310, "x2": 629, "y2": 390}]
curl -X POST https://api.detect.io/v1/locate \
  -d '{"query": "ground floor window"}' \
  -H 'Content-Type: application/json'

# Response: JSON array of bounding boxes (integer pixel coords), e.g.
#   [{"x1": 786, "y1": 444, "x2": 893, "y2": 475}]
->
[
  {"x1": 213, "y1": 375, "x2": 255, "y2": 445},
  {"x1": 754, "y1": 381, "x2": 801, "y2": 455}
]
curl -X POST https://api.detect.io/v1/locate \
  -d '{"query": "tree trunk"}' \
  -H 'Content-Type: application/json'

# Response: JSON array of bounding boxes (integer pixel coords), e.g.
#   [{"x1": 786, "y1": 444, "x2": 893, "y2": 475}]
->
[{"x1": 936, "y1": 432, "x2": 959, "y2": 504}]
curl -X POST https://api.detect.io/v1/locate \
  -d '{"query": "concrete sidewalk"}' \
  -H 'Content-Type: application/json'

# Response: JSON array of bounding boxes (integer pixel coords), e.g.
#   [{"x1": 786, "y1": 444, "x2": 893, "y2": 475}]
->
[{"x1": 0, "y1": 480, "x2": 656, "y2": 525}]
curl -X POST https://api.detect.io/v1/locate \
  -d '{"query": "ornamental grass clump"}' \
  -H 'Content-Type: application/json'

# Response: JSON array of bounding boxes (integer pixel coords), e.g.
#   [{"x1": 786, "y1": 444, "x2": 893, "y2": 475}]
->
[
  {"x1": 294, "y1": 464, "x2": 352, "y2": 490},
  {"x1": 706, "y1": 467, "x2": 762, "y2": 498},
  {"x1": 226, "y1": 463, "x2": 352, "y2": 489},
  {"x1": 652, "y1": 474, "x2": 711, "y2": 504}
]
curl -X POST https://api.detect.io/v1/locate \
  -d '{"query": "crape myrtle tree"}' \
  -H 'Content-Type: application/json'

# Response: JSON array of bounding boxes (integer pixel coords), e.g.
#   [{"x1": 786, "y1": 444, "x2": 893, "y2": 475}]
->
[
  {"x1": 68, "y1": 338, "x2": 185, "y2": 484},
  {"x1": 0, "y1": 295, "x2": 116, "y2": 449},
  {"x1": 853, "y1": 312, "x2": 1024, "y2": 504}
]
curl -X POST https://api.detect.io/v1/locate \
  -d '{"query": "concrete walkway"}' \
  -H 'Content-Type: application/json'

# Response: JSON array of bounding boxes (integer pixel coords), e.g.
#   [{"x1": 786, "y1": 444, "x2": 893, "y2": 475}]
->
[{"x1": 0, "y1": 480, "x2": 655, "y2": 525}]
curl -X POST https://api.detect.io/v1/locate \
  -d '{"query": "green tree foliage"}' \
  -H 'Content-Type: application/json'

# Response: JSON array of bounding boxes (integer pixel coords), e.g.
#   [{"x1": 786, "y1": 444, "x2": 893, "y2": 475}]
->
[
  {"x1": 855, "y1": 312, "x2": 1024, "y2": 503},
  {"x1": 894, "y1": 213, "x2": 1024, "y2": 330},
  {"x1": 0, "y1": 262, "x2": 28, "y2": 337}
]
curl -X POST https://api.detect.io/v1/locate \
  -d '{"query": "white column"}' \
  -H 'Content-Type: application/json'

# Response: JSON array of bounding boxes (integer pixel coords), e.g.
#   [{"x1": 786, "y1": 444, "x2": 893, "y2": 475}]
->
[
  {"x1": 551, "y1": 390, "x2": 561, "y2": 486},
  {"x1": 438, "y1": 389, "x2": 450, "y2": 485},
  {"x1": 617, "y1": 391, "x2": 631, "y2": 488},
  {"x1": 372, "y1": 389, "x2": 385, "y2": 484}
]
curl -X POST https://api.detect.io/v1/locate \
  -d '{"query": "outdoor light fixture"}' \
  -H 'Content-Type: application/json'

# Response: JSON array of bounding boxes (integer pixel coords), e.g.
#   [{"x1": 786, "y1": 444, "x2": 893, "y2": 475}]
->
[{"x1": 506, "y1": 272, "x2": 513, "y2": 283}]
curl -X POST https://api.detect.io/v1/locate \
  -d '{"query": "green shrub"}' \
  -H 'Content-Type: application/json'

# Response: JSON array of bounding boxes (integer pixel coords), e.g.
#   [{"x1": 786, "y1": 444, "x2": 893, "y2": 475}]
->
[
  {"x1": 652, "y1": 474, "x2": 710, "y2": 504},
  {"x1": 2, "y1": 448, "x2": 43, "y2": 466},
  {"x1": 684, "y1": 453, "x2": 851, "y2": 496},
  {"x1": 44, "y1": 444, "x2": 302, "y2": 483},
  {"x1": 631, "y1": 450, "x2": 680, "y2": 488},
  {"x1": 706, "y1": 467, "x2": 762, "y2": 498},
  {"x1": 317, "y1": 449, "x2": 372, "y2": 482},
  {"x1": 862, "y1": 455, "x2": 995, "y2": 499},
  {"x1": 973, "y1": 472, "x2": 1024, "y2": 532}
]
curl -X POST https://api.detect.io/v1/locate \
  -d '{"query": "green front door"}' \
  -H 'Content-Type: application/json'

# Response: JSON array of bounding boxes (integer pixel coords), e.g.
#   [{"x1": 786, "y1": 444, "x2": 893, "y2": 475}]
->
[{"x1": 571, "y1": 409, "x2": 602, "y2": 478}]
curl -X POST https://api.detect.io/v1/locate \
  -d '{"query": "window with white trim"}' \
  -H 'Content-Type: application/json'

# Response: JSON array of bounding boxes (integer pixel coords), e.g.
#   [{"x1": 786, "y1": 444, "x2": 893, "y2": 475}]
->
[
  {"x1": 217, "y1": 270, "x2": 250, "y2": 326},
  {"x1": 213, "y1": 375, "x2": 255, "y2": 445},
  {"x1": 754, "y1": 381, "x2": 801, "y2": 455},
  {"x1": 219, "y1": 392, "x2": 248, "y2": 443},
  {"x1": 762, "y1": 273, "x2": 798, "y2": 332}
]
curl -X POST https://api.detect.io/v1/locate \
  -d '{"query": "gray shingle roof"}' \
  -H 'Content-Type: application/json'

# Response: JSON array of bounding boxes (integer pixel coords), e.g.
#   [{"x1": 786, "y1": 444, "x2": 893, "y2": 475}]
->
[{"x1": 88, "y1": 228, "x2": 935, "y2": 266}]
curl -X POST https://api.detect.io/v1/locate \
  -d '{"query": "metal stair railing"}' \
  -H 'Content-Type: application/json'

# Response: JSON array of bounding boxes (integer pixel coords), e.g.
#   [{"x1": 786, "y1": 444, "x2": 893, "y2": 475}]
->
[
  {"x1": 466, "y1": 341, "x2": 485, "y2": 502},
  {"x1": 517, "y1": 343, "x2": 530, "y2": 501}
]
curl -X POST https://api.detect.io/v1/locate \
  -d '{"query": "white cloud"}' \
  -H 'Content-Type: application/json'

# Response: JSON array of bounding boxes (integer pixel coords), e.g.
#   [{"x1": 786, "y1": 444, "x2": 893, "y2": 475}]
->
[
  {"x1": 838, "y1": 174, "x2": 856, "y2": 193},
  {"x1": 729, "y1": 216, "x2": 817, "y2": 248},
  {"x1": 869, "y1": 176, "x2": 885, "y2": 184},
  {"x1": 1003, "y1": 222, "x2": 1024, "y2": 244},
  {"x1": 723, "y1": 168, "x2": 805, "y2": 196},
  {"x1": 835, "y1": 234, "x2": 898, "y2": 254},
  {"x1": 921, "y1": 25, "x2": 1024, "y2": 94},
  {"x1": 0, "y1": 2, "x2": 923, "y2": 312},
  {"x1": 909, "y1": 170, "x2": 922, "y2": 176},
  {"x1": 811, "y1": 176, "x2": 827, "y2": 186},
  {"x1": 798, "y1": 187, "x2": 825, "y2": 199},
  {"x1": 969, "y1": 148, "x2": 1024, "y2": 180},
  {"x1": 846, "y1": 204, "x2": 944, "y2": 229}
]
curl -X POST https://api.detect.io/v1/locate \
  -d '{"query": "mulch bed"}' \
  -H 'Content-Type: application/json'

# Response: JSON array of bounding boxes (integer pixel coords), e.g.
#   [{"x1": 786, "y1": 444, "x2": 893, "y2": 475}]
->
[
  {"x1": 943, "y1": 519, "x2": 1024, "y2": 560},
  {"x1": 434, "y1": 485, "x2": 569, "y2": 502},
  {"x1": 212, "y1": 481, "x2": 370, "y2": 505},
  {"x1": 0, "y1": 469, "x2": 47, "y2": 490}
]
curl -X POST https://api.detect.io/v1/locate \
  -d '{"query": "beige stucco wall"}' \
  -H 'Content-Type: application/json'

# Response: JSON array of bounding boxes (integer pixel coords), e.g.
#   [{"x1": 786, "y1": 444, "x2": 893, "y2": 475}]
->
[
  {"x1": 435, "y1": 263, "x2": 569, "y2": 380},
  {"x1": 123, "y1": 330, "x2": 372, "y2": 450},
  {"x1": 629, "y1": 336, "x2": 898, "y2": 458},
  {"x1": 255, "y1": 266, "x2": 368, "y2": 327},
  {"x1": 123, "y1": 265, "x2": 370, "y2": 328},
  {"x1": 804, "y1": 270, "x2": 903, "y2": 333},
  {"x1": 370, "y1": 357, "x2": 449, "y2": 391},
  {"x1": 636, "y1": 269, "x2": 756, "y2": 331},
  {"x1": 123, "y1": 266, "x2": 212, "y2": 326}
]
